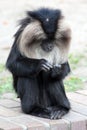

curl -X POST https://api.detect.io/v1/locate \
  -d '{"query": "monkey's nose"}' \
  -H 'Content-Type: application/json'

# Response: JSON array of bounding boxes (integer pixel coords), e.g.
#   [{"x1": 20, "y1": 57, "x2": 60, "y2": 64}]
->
[{"x1": 47, "y1": 43, "x2": 54, "y2": 51}]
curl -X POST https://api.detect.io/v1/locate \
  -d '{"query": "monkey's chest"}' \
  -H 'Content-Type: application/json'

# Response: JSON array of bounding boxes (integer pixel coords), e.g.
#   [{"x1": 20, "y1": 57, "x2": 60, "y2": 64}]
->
[{"x1": 28, "y1": 45, "x2": 68, "y2": 66}]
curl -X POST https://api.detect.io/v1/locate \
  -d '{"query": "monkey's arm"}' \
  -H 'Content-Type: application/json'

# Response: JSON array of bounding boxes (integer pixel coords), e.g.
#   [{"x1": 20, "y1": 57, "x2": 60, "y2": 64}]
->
[
  {"x1": 6, "y1": 43, "x2": 51, "y2": 77},
  {"x1": 50, "y1": 62, "x2": 71, "y2": 80}
]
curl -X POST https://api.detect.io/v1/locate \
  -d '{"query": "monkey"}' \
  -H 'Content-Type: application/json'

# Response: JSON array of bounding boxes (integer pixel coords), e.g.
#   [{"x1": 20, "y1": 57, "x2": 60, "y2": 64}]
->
[{"x1": 6, "y1": 8, "x2": 71, "y2": 119}]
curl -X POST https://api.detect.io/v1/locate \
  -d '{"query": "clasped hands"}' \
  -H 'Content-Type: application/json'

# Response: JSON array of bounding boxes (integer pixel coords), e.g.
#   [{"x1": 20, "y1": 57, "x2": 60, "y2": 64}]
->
[{"x1": 37, "y1": 59, "x2": 62, "y2": 78}]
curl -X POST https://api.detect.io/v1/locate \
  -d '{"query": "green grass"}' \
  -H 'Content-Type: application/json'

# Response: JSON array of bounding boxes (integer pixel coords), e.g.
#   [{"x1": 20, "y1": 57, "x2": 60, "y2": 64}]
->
[
  {"x1": 65, "y1": 53, "x2": 85, "y2": 91},
  {"x1": 65, "y1": 52, "x2": 86, "y2": 91},
  {"x1": 0, "y1": 64, "x2": 14, "y2": 94},
  {"x1": 0, "y1": 64, "x2": 5, "y2": 73},
  {"x1": 69, "y1": 53, "x2": 84, "y2": 70},
  {"x1": 0, "y1": 76, "x2": 14, "y2": 94},
  {"x1": 64, "y1": 76, "x2": 83, "y2": 92}
]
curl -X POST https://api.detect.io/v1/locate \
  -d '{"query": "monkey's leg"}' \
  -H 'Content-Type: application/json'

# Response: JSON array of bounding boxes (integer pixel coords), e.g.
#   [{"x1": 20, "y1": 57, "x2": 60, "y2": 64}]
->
[
  {"x1": 31, "y1": 73, "x2": 51, "y2": 119},
  {"x1": 17, "y1": 77, "x2": 51, "y2": 118},
  {"x1": 47, "y1": 80, "x2": 70, "y2": 119},
  {"x1": 17, "y1": 77, "x2": 40, "y2": 114}
]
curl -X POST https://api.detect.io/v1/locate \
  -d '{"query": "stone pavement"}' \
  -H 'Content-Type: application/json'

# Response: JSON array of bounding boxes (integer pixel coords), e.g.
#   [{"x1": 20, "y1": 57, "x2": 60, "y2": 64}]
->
[{"x1": 0, "y1": 90, "x2": 87, "y2": 130}]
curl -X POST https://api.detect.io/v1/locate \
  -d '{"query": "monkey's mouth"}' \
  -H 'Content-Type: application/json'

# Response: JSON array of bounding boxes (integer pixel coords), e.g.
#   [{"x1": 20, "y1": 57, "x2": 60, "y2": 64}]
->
[{"x1": 41, "y1": 39, "x2": 54, "y2": 52}]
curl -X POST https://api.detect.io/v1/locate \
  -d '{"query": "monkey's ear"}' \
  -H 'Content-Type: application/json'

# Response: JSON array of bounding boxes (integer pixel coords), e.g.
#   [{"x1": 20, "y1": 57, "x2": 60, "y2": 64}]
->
[
  {"x1": 52, "y1": 9, "x2": 64, "y2": 20},
  {"x1": 27, "y1": 11, "x2": 37, "y2": 19}
]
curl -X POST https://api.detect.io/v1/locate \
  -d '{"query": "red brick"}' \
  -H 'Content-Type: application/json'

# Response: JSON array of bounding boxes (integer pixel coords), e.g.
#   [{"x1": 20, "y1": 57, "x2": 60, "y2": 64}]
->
[
  {"x1": 50, "y1": 119, "x2": 69, "y2": 130},
  {"x1": 9, "y1": 115, "x2": 46, "y2": 130},
  {"x1": 0, "y1": 99, "x2": 20, "y2": 108},
  {"x1": 0, "y1": 106, "x2": 22, "y2": 117},
  {"x1": 14, "y1": 98, "x2": 20, "y2": 103},
  {"x1": 71, "y1": 101, "x2": 87, "y2": 116},
  {"x1": 0, "y1": 117, "x2": 23, "y2": 130},
  {"x1": 63, "y1": 111, "x2": 87, "y2": 130},
  {"x1": 2, "y1": 93, "x2": 15, "y2": 100},
  {"x1": 76, "y1": 90, "x2": 87, "y2": 96},
  {"x1": 67, "y1": 92, "x2": 87, "y2": 105},
  {"x1": 71, "y1": 120, "x2": 86, "y2": 130},
  {"x1": 27, "y1": 115, "x2": 69, "y2": 130},
  {"x1": 12, "y1": 107, "x2": 22, "y2": 113}
]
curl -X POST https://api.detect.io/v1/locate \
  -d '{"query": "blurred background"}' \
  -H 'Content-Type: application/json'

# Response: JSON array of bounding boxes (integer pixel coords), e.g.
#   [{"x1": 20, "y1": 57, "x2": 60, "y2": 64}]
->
[{"x1": 0, "y1": 0, "x2": 87, "y2": 96}]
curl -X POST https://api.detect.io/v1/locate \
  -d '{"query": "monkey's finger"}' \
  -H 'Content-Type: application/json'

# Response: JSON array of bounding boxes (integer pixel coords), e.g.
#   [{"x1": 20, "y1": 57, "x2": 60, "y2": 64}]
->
[
  {"x1": 50, "y1": 111, "x2": 57, "y2": 119},
  {"x1": 57, "y1": 110, "x2": 66, "y2": 119},
  {"x1": 54, "y1": 110, "x2": 61, "y2": 119},
  {"x1": 45, "y1": 62, "x2": 52, "y2": 68},
  {"x1": 41, "y1": 59, "x2": 52, "y2": 68},
  {"x1": 41, "y1": 64, "x2": 50, "y2": 71}
]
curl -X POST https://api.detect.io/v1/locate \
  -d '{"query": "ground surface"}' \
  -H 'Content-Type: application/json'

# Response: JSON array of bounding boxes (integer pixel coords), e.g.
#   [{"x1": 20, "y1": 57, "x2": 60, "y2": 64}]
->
[{"x1": 0, "y1": 90, "x2": 87, "y2": 130}]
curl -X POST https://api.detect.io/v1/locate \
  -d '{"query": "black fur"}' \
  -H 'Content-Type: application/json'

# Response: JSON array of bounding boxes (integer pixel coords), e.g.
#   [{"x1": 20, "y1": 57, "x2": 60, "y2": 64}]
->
[
  {"x1": 28, "y1": 8, "x2": 61, "y2": 39},
  {"x1": 6, "y1": 8, "x2": 71, "y2": 119}
]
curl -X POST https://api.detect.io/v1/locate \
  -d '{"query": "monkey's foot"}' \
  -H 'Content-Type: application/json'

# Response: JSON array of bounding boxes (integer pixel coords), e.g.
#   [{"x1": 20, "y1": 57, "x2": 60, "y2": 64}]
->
[
  {"x1": 31, "y1": 107, "x2": 50, "y2": 119},
  {"x1": 50, "y1": 109, "x2": 67, "y2": 119},
  {"x1": 31, "y1": 106, "x2": 68, "y2": 119},
  {"x1": 46, "y1": 106, "x2": 68, "y2": 119}
]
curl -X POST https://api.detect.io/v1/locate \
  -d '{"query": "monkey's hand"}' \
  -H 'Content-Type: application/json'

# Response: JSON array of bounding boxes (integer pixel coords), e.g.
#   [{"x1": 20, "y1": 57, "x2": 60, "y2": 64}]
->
[
  {"x1": 50, "y1": 65, "x2": 62, "y2": 78},
  {"x1": 37, "y1": 59, "x2": 52, "y2": 73}
]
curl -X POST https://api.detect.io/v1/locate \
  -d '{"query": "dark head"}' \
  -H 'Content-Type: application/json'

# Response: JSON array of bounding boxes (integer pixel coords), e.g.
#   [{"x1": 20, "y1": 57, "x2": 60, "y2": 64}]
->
[
  {"x1": 17, "y1": 8, "x2": 71, "y2": 55},
  {"x1": 28, "y1": 8, "x2": 62, "y2": 39}
]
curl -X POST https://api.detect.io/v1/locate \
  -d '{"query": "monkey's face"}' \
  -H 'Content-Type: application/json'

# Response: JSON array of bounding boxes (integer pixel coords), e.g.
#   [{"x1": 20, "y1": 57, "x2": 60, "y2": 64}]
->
[
  {"x1": 18, "y1": 8, "x2": 71, "y2": 65},
  {"x1": 41, "y1": 39, "x2": 54, "y2": 52}
]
